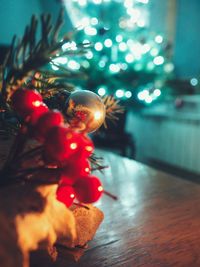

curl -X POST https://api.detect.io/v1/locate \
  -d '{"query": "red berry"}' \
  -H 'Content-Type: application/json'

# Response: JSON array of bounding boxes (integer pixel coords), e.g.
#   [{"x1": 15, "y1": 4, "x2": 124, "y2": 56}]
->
[
  {"x1": 44, "y1": 125, "x2": 83, "y2": 164},
  {"x1": 11, "y1": 89, "x2": 43, "y2": 117},
  {"x1": 26, "y1": 103, "x2": 49, "y2": 125},
  {"x1": 60, "y1": 158, "x2": 91, "y2": 185},
  {"x1": 34, "y1": 110, "x2": 64, "y2": 141},
  {"x1": 80, "y1": 135, "x2": 94, "y2": 158},
  {"x1": 74, "y1": 175, "x2": 103, "y2": 203},
  {"x1": 56, "y1": 184, "x2": 75, "y2": 207}
]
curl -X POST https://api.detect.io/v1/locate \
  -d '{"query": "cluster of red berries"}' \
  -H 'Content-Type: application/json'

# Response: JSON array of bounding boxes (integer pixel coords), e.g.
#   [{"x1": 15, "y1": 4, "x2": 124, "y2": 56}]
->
[{"x1": 11, "y1": 89, "x2": 104, "y2": 207}]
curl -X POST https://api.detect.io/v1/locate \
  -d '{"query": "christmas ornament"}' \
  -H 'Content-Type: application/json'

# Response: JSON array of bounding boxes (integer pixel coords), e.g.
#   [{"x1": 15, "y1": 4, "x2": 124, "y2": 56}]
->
[
  {"x1": 56, "y1": 184, "x2": 75, "y2": 207},
  {"x1": 74, "y1": 175, "x2": 103, "y2": 203},
  {"x1": 35, "y1": 110, "x2": 64, "y2": 141},
  {"x1": 65, "y1": 90, "x2": 106, "y2": 133},
  {"x1": 11, "y1": 89, "x2": 43, "y2": 117}
]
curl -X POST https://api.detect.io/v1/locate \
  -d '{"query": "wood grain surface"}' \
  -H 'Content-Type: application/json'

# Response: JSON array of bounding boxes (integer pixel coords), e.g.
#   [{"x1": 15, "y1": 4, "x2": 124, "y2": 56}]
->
[{"x1": 31, "y1": 150, "x2": 200, "y2": 267}]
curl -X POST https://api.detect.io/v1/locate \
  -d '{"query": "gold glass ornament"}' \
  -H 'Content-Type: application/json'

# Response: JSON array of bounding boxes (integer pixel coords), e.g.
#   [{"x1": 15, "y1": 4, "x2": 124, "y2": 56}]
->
[{"x1": 65, "y1": 90, "x2": 106, "y2": 133}]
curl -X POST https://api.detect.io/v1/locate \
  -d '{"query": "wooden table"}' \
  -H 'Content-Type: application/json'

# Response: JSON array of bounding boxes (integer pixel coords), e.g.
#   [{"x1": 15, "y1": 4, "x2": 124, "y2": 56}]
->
[{"x1": 32, "y1": 151, "x2": 200, "y2": 267}]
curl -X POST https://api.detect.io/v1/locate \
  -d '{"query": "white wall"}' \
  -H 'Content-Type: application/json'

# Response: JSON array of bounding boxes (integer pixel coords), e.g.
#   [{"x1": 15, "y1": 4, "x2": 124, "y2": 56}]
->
[
  {"x1": 173, "y1": 0, "x2": 200, "y2": 78},
  {"x1": 0, "y1": 0, "x2": 42, "y2": 44},
  {"x1": 0, "y1": 0, "x2": 73, "y2": 45},
  {"x1": 126, "y1": 110, "x2": 200, "y2": 174}
]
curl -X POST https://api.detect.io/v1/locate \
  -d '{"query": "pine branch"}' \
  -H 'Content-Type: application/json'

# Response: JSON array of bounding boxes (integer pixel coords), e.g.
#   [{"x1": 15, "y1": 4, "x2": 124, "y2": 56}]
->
[
  {"x1": 102, "y1": 96, "x2": 124, "y2": 127},
  {"x1": 89, "y1": 154, "x2": 108, "y2": 173}
]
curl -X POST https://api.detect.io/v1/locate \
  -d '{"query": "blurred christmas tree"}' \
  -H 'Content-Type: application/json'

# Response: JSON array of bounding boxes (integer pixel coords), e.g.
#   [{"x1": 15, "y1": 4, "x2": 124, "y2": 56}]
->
[{"x1": 62, "y1": 0, "x2": 175, "y2": 107}]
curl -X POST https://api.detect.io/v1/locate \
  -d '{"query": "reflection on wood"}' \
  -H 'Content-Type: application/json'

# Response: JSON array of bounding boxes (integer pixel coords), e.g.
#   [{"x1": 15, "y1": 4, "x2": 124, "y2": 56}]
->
[{"x1": 50, "y1": 150, "x2": 200, "y2": 267}]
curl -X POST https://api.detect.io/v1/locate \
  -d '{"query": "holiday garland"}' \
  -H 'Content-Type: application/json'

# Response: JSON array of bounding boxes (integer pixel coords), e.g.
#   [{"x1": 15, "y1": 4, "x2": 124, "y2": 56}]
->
[
  {"x1": 10, "y1": 88, "x2": 103, "y2": 206},
  {"x1": 0, "y1": 9, "x2": 120, "y2": 207}
]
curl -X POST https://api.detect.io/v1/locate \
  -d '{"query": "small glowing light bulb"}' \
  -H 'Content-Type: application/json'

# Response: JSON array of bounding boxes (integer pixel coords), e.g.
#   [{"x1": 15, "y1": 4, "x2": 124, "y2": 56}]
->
[
  {"x1": 70, "y1": 143, "x2": 77, "y2": 150},
  {"x1": 153, "y1": 89, "x2": 161, "y2": 97},
  {"x1": 98, "y1": 87, "x2": 106, "y2": 96},
  {"x1": 116, "y1": 89, "x2": 124, "y2": 98},
  {"x1": 125, "y1": 91, "x2": 132, "y2": 98},
  {"x1": 116, "y1": 35, "x2": 123, "y2": 42},
  {"x1": 85, "y1": 167, "x2": 90, "y2": 173},
  {"x1": 98, "y1": 186, "x2": 103, "y2": 192},
  {"x1": 153, "y1": 56, "x2": 164, "y2": 65},
  {"x1": 125, "y1": 53, "x2": 134, "y2": 63},
  {"x1": 104, "y1": 39, "x2": 113, "y2": 48},
  {"x1": 190, "y1": 78, "x2": 198, "y2": 86},
  {"x1": 155, "y1": 35, "x2": 163, "y2": 44},
  {"x1": 33, "y1": 100, "x2": 41, "y2": 107},
  {"x1": 95, "y1": 42, "x2": 103, "y2": 51},
  {"x1": 86, "y1": 145, "x2": 93, "y2": 152}
]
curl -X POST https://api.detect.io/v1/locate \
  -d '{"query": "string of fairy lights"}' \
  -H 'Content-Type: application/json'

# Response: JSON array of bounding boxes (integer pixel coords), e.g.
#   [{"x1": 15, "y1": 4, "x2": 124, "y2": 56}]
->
[{"x1": 55, "y1": 0, "x2": 177, "y2": 105}]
